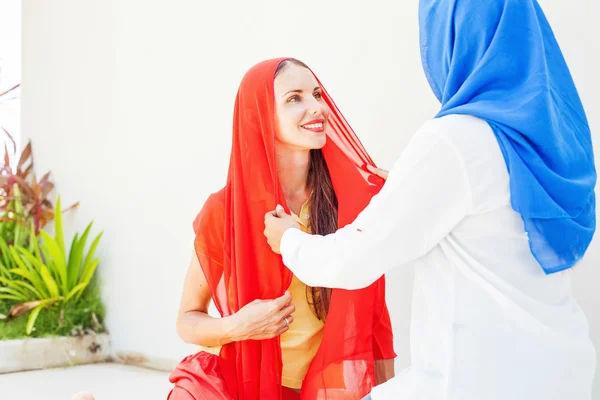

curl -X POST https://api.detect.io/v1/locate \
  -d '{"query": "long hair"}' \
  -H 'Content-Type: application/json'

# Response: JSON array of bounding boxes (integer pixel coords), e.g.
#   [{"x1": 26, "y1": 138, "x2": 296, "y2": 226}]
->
[{"x1": 275, "y1": 59, "x2": 337, "y2": 321}]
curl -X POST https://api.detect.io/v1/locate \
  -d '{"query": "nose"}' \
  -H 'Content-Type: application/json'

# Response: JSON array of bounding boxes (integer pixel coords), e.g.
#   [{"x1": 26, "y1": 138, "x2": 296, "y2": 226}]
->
[{"x1": 307, "y1": 97, "x2": 326, "y2": 116}]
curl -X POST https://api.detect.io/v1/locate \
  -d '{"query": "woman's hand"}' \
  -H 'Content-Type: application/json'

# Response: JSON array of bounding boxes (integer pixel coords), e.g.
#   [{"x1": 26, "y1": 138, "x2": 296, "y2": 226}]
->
[
  {"x1": 367, "y1": 165, "x2": 389, "y2": 181},
  {"x1": 228, "y1": 291, "x2": 295, "y2": 341}
]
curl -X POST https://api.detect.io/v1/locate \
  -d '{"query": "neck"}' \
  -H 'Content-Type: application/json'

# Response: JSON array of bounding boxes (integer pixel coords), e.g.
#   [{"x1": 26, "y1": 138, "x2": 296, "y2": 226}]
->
[{"x1": 276, "y1": 144, "x2": 311, "y2": 205}]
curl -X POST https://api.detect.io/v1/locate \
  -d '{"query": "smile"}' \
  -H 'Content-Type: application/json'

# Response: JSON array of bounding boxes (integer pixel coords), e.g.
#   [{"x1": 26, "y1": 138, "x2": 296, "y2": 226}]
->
[{"x1": 301, "y1": 119, "x2": 325, "y2": 133}]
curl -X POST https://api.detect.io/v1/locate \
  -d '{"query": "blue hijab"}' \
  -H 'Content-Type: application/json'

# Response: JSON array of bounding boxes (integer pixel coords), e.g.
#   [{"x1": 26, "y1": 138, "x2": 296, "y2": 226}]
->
[{"x1": 419, "y1": 0, "x2": 596, "y2": 273}]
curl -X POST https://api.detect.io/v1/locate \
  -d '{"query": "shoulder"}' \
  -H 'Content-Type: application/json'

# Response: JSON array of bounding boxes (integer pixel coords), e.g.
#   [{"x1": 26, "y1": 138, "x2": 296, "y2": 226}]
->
[
  {"x1": 193, "y1": 187, "x2": 226, "y2": 236},
  {"x1": 422, "y1": 114, "x2": 510, "y2": 210},
  {"x1": 413, "y1": 114, "x2": 505, "y2": 171},
  {"x1": 418, "y1": 114, "x2": 496, "y2": 155}
]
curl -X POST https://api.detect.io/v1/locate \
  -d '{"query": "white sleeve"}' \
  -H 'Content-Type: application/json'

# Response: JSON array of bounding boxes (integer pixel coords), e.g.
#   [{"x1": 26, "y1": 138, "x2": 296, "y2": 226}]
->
[{"x1": 280, "y1": 133, "x2": 472, "y2": 290}]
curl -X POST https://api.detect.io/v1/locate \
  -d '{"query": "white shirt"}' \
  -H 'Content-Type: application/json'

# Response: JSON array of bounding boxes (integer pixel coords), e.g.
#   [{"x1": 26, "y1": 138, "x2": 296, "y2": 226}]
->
[{"x1": 280, "y1": 115, "x2": 596, "y2": 400}]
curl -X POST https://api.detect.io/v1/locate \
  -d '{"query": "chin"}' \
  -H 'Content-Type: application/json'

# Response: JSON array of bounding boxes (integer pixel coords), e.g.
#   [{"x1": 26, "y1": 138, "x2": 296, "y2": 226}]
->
[{"x1": 309, "y1": 135, "x2": 327, "y2": 150}]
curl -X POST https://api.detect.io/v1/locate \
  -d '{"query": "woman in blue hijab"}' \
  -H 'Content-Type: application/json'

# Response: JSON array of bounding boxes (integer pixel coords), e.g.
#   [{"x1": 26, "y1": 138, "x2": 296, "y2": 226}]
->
[{"x1": 264, "y1": 0, "x2": 596, "y2": 398}]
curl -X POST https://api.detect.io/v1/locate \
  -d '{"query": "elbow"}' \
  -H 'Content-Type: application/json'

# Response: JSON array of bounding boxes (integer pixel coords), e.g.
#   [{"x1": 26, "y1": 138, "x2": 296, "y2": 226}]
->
[
  {"x1": 175, "y1": 312, "x2": 197, "y2": 345},
  {"x1": 175, "y1": 314, "x2": 187, "y2": 343}
]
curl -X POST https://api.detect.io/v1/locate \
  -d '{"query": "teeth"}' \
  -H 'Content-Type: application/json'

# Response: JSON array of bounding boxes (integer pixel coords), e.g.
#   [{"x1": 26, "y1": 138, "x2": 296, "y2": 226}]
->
[{"x1": 303, "y1": 123, "x2": 323, "y2": 129}]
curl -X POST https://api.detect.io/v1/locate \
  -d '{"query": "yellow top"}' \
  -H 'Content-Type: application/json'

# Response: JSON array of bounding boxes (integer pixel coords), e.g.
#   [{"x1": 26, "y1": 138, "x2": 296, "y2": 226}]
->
[
  {"x1": 280, "y1": 201, "x2": 325, "y2": 389},
  {"x1": 199, "y1": 200, "x2": 325, "y2": 390}
]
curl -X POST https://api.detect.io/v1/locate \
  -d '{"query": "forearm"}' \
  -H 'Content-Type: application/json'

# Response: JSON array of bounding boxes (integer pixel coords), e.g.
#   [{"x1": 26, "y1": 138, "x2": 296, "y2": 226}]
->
[
  {"x1": 280, "y1": 136, "x2": 471, "y2": 290},
  {"x1": 176, "y1": 310, "x2": 245, "y2": 347},
  {"x1": 375, "y1": 359, "x2": 395, "y2": 385}
]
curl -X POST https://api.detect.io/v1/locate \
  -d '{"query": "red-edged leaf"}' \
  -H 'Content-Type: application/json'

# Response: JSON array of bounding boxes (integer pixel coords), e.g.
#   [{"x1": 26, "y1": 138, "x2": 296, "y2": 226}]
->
[
  {"x1": 39, "y1": 172, "x2": 51, "y2": 186},
  {"x1": 41, "y1": 182, "x2": 55, "y2": 199},
  {"x1": 21, "y1": 163, "x2": 34, "y2": 180},
  {"x1": 0, "y1": 83, "x2": 20, "y2": 98},
  {"x1": 4, "y1": 143, "x2": 10, "y2": 167},
  {"x1": 17, "y1": 142, "x2": 32, "y2": 172},
  {"x1": 62, "y1": 202, "x2": 80, "y2": 214},
  {"x1": 32, "y1": 182, "x2": 41, "y2": 197},
  {"x1": 10, "y1": 175, "x2": 34, "y2": 197},
  {"x1": 2, "y1": 128, "x2": 16, "y2": 155}
]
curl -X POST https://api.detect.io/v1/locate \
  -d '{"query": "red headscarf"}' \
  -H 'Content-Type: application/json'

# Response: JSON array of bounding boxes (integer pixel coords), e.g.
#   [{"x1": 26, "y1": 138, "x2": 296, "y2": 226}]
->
[{"x1": 186, "y1": 58, "x2": 395, "y2": 399}]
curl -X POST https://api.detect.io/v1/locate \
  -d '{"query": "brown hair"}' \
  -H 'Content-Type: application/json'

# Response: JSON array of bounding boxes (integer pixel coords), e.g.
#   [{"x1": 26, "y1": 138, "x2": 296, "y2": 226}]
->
[{"x1": 275, "y1": 59, "x2": 337, "y2": 321}]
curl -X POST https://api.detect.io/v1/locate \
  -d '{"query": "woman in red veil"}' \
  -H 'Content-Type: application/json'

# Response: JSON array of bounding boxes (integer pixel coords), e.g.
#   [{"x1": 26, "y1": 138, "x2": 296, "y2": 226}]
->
[{"x1": 169, "y1": 58, "x2": 395, "y2": 400}]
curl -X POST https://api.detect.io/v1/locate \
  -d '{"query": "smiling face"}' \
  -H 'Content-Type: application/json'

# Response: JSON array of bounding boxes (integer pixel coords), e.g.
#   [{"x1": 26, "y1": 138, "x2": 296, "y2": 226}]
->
[{"x1": 273, "y1": 61, "x2": 330, "y2": 151}]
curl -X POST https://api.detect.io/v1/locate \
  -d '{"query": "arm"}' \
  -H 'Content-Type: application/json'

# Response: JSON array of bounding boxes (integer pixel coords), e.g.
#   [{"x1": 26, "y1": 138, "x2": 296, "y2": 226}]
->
[
  {"x1": 375, "y1": 360, "x2": 395, "y2": 386},
  {"x1": 176, "y1": 250, "x2": 295, "y2": 347},
  {"x1": 277, "y1": 135, "x2": 472, "y2": 290}
]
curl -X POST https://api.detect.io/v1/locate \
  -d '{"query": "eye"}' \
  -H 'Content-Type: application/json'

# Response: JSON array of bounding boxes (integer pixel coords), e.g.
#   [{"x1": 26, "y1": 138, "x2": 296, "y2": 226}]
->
[
  {"x1": 314, "y1": 91, "x2": 322, "y2": 100},
  {"x1": 287, "y1": 95, "x2": 300, "y2": 103}
]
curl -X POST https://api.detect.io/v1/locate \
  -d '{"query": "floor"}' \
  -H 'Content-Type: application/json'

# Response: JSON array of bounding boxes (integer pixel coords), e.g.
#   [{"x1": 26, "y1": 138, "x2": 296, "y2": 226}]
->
[{"x1": 1, "y1": 363, "x2": 172, "y2": 400}]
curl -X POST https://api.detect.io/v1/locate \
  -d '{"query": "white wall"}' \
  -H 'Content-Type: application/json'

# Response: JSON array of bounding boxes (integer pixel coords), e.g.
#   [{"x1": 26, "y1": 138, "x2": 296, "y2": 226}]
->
[
  {"x1": 22, "y1": 0, "x2": 599, "y2": 394},
  {"x1": 0, "y1": 0, "x2": 21, "y2": 152}
]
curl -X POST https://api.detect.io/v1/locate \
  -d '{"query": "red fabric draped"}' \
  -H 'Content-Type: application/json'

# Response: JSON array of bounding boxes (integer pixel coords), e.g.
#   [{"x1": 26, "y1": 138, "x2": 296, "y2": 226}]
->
[{"x1": 169, "y1": 58, "x2": 395, "y2": 400}]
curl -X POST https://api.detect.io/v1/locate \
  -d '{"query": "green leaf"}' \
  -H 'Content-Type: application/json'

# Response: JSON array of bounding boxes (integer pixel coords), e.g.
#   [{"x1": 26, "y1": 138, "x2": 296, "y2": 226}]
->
[
  {"x1": 40, "y1": 242, "x2": 60, "y2": 284},
  {"x1": 11, "y1": 280, "x2": 45, "y2": 300},
  {"x1": 83, "y1": 231, "x2": 103, "y2": 275},
  {"x1": 9, "y1": 246, "x2": 33, "y2": 272},
  {"x1": 25, "y1": 297, "x2": 62, "y2": 335},
  {"x1": 0, "y1": 287, "x2": 28, "y2": 301},
  {"x1": 80, "y1": 258, "x2": 100, "y2": 288},
  {"x1": 54, "y1": 196, "x2": 66, "y2": 260},
  {"x1": 67, "y1": 232, "x2": 80, "y2": 288},
  {"x1": 17, "y1": 249, "x2": 56, "y2": 299},
  {"x1": 39, "y1": 265, "x2": 60, "y2": 298},
  {"x1": 30, "y1": 226, "x2": 42, "y2": 261},
  {"x1": 65, "y1": 282, "x2": 88, "y2": 303},
  {"x1": 0, "y1": 294, "x2": 23, "y2": 301},
  {"x1": 40, "y1": 231, "x2": 67, "y2": 294},
  {"x1": 14, "y1": 247, "x2": 34, "y2": 270},
  {"x1": 0, "y1": 262, "x2": 9, "y2": 280},
  {"x1": 18, "y1": 247, "x2": 44, "y2": 272},
  {"x1": 25, "y1": 305, "x2": 44, "y2": 335},
  {"x1": 0, "y1": 235, "x2": 13, "y2": 267},
  {"x1": 0, "y1": 277, "x2": 43, "y2": 300},
  {"x1": 27, "y1": 225, "x2": 36, "y2": 253},
  {"x1": 8, "y1": 268, "x2": 49, "y2": 298},
  {"x1": 67, "y1": 223, "x2": 93, "y2": 289}
]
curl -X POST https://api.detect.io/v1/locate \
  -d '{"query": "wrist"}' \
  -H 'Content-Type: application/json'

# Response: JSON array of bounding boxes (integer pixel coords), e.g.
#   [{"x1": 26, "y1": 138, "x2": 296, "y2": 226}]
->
[
  {"x1": 280, "y1": 226, "x2": 302, "y2": 256},
  {"x1": 222, "y1": 312, "x2": 248, "y2": 343}
]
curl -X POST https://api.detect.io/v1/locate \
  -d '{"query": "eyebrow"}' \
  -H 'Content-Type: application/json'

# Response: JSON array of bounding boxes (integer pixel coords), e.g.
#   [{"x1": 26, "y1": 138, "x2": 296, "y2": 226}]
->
[{"x1": 282, "y1": 86, "x2": 321, "y2": 98}]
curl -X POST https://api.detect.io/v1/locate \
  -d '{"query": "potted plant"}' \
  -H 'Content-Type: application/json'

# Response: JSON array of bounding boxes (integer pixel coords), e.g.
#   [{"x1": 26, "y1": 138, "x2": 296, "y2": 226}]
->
[{"x1": 0, "y1": 126, "x2": 110, "y2": 373}]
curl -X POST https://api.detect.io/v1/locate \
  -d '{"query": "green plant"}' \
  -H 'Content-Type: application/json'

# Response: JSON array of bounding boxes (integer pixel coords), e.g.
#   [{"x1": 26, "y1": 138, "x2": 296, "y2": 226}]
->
[
  {"x1": 0, "y1": 278, "x2": 105, "y2": 339},
  {"x1": 0, "y1": 129, "x2": 78, "y2": 279},
  {"x1": 0, "y1": 196, "x2": 103, "y2": 334}
]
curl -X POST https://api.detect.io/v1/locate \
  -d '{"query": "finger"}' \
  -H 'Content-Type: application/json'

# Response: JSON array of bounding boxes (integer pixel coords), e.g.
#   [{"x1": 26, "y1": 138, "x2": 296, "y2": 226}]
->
[
  {"x1": 272, "y1": 291, "x2": 292, "y2": 309},
  {"x1": 265, "y1": 211, "x2": 275, "y2": 222},
  {"x1": 275, "y1": 204, "x2": 285, "y2": 217},
  {"x1": 277, "y1": 303, "x2": 295, "y2": 318},
  {"x1": 274, "y1": 323, "x2": 290, "y2": 337},
  {"x1": 270, "y1": 318, "x2": 293, "y2": 337},
  {"x1": 278, "y1": 315, "x2": 294, "y2": 333},
  {"x1": 367, "y1": 165, "x2": 389, "y2": 180},
  {"x1": 283, "y1": 314, "x2": 294, "y2": 325},
  {"x1": 366, "y1": 165, "x2": 382, "y2": 175}
]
